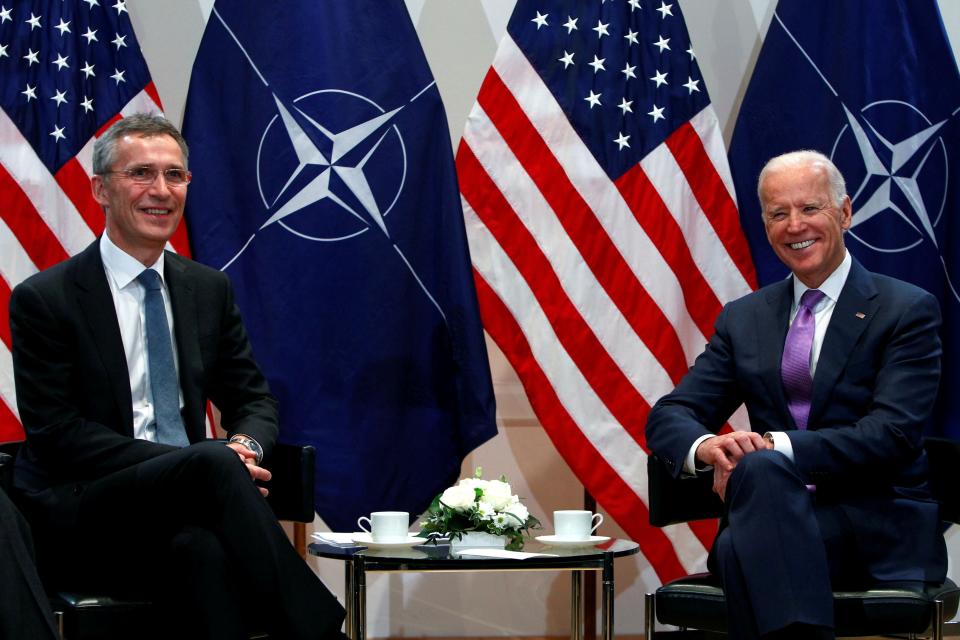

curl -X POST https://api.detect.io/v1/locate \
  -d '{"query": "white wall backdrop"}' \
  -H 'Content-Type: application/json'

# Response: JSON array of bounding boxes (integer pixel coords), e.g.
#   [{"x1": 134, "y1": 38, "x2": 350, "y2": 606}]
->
[{"x1": 126, "y1": 1, "x2": 960, "y2": 636}]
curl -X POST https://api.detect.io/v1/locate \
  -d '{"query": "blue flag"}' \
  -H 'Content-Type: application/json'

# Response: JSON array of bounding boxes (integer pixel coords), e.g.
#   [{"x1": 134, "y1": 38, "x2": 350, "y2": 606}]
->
[
  {"x1": 182, "y1": 0, "x2": 497, "y2": 530},
  {"x1": 729, "y1": 0, "x2": 960, "y2": 438}
]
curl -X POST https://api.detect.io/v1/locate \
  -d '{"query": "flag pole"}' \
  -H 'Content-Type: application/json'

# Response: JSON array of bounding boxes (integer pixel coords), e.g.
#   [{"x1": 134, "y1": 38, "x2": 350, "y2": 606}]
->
[{"x1": 583, "y1": 488, "x2": 597, "y2": 640}]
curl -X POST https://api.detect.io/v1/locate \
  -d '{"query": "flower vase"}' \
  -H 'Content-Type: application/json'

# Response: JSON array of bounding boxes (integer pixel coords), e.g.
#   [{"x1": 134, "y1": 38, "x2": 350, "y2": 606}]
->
[{"x1": 449, "y1": 531, "x2": 508, "y2": 549}]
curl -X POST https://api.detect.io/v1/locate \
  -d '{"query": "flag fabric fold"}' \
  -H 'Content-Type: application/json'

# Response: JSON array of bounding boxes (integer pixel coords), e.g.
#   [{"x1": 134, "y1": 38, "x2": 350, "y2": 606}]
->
[
  {"x1": 729, "y1": 0, "x2": 960, "y2": 438},
  {"x1": 457, "y1": 0, "x2": 756, "y2": 584},
  {"x1": 0, "y1": 0, "x2": 176, "y2": 443},
  {"x1": 182, "y1": 0, "x2": 496, "y2": 531}
]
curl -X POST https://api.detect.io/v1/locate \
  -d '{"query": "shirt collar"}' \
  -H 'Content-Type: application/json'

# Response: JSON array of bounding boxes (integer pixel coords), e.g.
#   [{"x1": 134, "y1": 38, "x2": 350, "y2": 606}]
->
[
  {"x1": 100, "y1": 232, "x2": 166, "y2": 290},
  {"x1": 791, "y1": 249, "x2": 851, "y2": 308}
]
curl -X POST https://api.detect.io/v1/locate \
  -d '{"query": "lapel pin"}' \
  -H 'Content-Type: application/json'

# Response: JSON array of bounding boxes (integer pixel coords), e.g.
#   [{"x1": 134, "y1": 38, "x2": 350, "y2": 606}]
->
[{"x1": 855, "y1": 312, "x2": 866, "y2": 319}]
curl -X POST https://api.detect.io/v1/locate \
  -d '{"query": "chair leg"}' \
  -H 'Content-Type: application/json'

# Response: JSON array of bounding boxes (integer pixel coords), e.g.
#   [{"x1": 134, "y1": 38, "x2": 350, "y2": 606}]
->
[
  {"x1": 644, "y1": 592, "x2": 655, "y2": 639},
  {"x1": 932, "y1": 597, "x2": 944, "y2": 640}
]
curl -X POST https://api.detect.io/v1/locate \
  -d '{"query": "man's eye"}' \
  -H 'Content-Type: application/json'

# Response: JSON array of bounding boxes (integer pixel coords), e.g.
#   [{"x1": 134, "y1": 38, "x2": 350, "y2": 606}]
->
[
  {"x1": 769, "y1": 212, "x2": 787, "y2": 221},
  {"x1": 129, "y1": 167, "x2": 153, "y2": 179},
  {"x1": 165, "y1": 169, "x2": 187, "y2": 182}
]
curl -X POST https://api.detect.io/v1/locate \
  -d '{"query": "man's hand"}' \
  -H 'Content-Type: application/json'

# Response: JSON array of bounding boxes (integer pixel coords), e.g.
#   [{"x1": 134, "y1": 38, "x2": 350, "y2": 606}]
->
[
  {"x1": 226, "y1": 442, "x2": 272, "y2": 497},
  {"x1": 696, "y1": 431, "x2": 771, "y2": 501}
]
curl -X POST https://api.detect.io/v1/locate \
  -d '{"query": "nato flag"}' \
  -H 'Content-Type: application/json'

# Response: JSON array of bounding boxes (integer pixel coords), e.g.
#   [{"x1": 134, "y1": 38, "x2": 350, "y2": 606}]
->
[
  {"x1": 729, "y1": 0, "x2": 960, "y2": 438},
  {"x1": 182, "y1": 0, "x2": 497, "y2": 530}
]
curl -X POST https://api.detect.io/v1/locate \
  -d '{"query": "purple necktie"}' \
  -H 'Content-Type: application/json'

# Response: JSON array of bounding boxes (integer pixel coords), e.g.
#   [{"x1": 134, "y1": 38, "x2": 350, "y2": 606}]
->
[{"x1": 781, "y1": 288, "x2": 825, "y2": 430}]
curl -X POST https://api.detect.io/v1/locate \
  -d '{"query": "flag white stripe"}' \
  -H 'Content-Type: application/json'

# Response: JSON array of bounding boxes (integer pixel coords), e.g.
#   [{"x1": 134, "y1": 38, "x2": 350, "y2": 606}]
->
[
  {"x1": 119, "y1": 90, "x2": 163, "y2": 118},
  {"x1": 690, "y1": 107, "x2": 739, "y2": 207},
  {"x1": 0, "y1": 217, "x2": 40, "y2": 288},
  {"x1": 75, "y1": 135, "x2": 96, "y2": 177},
  {"x1": 492, "y1": 36, "x2": 709, "y2": 365},
  {"x1": 463, "y1": 111, "x2": 676, "y2": 403},
  {"x1": 0, "y1": 343, "x2": 20, "y2": 422},
  {"x1": 464, "y1": 200, "x2": 709, "y2": 573},
  {"x1": 0, "y1": 110, "x2": 96, "y2": 255},
  {"x1": 641, "y1": 144, "x2": 754, "y2": 307}
]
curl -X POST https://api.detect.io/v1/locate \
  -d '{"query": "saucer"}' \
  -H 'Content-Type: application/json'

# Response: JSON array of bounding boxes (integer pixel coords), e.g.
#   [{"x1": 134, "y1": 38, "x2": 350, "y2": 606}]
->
[
  {"x1": 535, "y1": 534, "x2": 611, "y2": 547},
  {"x1": 350, "y1": 533, "x2": 429, "y2": 549}
]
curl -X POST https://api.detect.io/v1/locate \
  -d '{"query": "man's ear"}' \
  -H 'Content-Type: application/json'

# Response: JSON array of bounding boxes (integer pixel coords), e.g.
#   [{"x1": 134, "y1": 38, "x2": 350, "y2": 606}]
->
[
  {"x1": 91, "y1": 175, "x2": 109, "y2": 207},
  {"x1": 840, "y1": 195, "x2": 853, "y2": 230}
]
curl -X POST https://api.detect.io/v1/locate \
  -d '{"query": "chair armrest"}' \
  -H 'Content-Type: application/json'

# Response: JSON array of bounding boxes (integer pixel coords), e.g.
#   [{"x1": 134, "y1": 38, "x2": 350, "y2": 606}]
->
[
  {"x1": 264, "y1": 442, "x2": 316, "y2": 523},
  {"x1": 647, "y1": 454, "x2": 724, "y2": 526},
  {"x1": 0, "y1": 451, "x2": 12, "y2": 493}
]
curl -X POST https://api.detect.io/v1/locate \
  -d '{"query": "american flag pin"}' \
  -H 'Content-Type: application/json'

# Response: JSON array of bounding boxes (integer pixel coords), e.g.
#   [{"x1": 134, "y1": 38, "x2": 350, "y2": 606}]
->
[{"x1": 855, "y1": 312, "x2": 866, "y2": 319}]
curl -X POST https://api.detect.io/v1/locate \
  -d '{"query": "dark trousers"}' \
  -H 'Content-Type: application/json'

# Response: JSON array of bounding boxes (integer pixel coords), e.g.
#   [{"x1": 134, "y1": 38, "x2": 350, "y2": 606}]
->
[
  {"x1": 709, "y1": 450, "x2": 864, "y2": 640},
  {"x1": 24, "y1": 441, "x2": 344, "y2": 640},
  {"x1": 0, "y1": 486, "x2": 59, "y2": 640}
]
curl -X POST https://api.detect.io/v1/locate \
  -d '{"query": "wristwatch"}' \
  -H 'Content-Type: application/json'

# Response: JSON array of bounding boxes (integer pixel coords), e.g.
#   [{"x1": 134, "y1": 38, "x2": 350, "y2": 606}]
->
[
  {"x1": 229, "y1": 434, "x2": 263, "y2": 464},
  {"x1": 762, "y1": 432, "x2": 775, "y2": 449}
]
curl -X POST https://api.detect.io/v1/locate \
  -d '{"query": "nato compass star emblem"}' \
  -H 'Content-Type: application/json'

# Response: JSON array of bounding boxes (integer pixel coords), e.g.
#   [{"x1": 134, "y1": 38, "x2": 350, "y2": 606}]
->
[
  {"x1": 213, "y1": 8, "x2": 448, "y2": 322},
  {"x1": 774, "y1": 12, "x2": 960, "y2": 302}
]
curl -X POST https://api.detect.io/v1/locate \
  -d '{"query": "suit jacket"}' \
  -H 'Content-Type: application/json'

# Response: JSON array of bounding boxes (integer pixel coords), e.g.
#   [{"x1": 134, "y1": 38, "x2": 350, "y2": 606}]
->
[
  {"x1": 646, "y1": 259, "x2": 946, "y2": 582},
  {"x1": 9, "y1": 239, "x2": 278, "y2": 526}
]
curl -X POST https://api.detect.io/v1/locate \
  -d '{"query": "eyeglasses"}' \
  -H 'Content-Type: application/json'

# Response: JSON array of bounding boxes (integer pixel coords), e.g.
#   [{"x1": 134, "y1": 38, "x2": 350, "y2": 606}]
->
[{"x1": 100, "y1": 166, "x2": 192, "y2": 186}]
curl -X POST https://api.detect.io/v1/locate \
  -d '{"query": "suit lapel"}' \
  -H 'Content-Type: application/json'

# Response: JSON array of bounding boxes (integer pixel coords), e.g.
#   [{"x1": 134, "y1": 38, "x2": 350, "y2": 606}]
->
[
  {"x1": 808, "y1": 260, "x2": 878, "y2": 428},
  {"x1": 74, "y1": 239, "x2": 135, "y2": 435},
  {"x1": 165, "y1": 253, "x2": 205, "y2": 441},
  {"x1": 759, "y1": 279, "x2": 794, "y2": 420}
]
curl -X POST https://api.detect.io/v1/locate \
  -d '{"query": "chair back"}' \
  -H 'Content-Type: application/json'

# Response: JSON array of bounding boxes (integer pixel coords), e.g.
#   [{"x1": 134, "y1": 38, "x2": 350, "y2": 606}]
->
[
  {"x1": 923, "y1": 437, "x2": 960, "y2": 525},
  {"x1": 647, "y1": 453, "x2": 722, "y2": 527},
  {"x1": 264, "y1": 443, "x2": 317, "y2": 523},
  {"x1": 0, "y1": 441, "x2": 19, "y2": 493}
]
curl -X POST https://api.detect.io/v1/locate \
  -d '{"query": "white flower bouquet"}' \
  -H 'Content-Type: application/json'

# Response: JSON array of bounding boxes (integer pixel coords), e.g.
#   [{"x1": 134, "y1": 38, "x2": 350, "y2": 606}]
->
[{"x1": 419, "y1": 467, "x2": 541, "y2": 550}]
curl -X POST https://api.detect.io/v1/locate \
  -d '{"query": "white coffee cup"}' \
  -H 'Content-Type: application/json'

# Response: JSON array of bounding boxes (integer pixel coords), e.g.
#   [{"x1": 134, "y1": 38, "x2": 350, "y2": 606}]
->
[
  {"x1": 554, "y1": 510, "x2": 604, "y2": 540},
  {"x1": 357, "y1": 511, "x2": 409, "y2": 542}
]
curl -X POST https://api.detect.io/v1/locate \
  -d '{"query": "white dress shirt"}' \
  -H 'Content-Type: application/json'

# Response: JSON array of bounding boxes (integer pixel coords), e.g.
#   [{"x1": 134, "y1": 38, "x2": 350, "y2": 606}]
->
[
  {"x1": 100, "y1": 233, "x2": 183, "y2": 442},
  {"x1": 683, "y1": 250, "x2": 853, "y2": 473}
]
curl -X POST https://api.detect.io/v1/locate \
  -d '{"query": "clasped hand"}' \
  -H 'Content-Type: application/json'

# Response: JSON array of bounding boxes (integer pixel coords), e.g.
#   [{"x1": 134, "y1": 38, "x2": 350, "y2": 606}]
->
[
  {"x1": 695, "y1": 431, "x2": 771, "y2": 501},
  {"x1": 226, "y1": 442, "x2": 272, "y2": 497}
]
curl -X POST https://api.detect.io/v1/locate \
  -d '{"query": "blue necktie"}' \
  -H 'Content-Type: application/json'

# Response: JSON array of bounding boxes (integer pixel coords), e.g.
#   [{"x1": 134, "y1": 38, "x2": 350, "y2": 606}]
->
[{"x1": 137, "y1": 269, "x2": 189, "y2": 447}]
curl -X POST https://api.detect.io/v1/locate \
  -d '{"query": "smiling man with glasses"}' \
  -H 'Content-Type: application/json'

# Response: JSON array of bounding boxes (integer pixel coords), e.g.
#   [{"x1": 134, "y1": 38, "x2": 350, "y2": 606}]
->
[{"x1": 9, "y1": 114, "x2": 346, "y2": 640}]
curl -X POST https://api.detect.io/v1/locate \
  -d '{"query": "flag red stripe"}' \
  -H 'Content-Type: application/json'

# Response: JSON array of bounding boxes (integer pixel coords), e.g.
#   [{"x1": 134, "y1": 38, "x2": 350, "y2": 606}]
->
[
  {"x1": 459, "y1": 144, "x2": 649, "y2": 444},
  {"x1": 0, "y1": 396, "x2": 23, "y2": 444},
  {"x1": 477, "y1": 70, "x2": 690, "y2": 385},
  {"x1": 614, "y1": 163, "x2": 722, "y2": 342},
  {"x1": 688, "y1": 518, "x2": 719, "y2": 551},
  {"x1": 95, "y1": 114, "x2": 123, "y2": 138},
  {"x1": 666, "y1": 123, "x2": 758, "y2": 289},
  {"x1": 144, "y1": 81, "x2": 163, "y2": 110},
  {"x1": 0, "y1": 275, "x2": 11, "y2": 351},
  {"x1": 55, "y1": 158, "x2": 105, "y2": 237},
  {"x1": 0, "y1": 165, "x2": 70, "y2": 270},
  {"x1": 169, "y1": 219, "x2": 192, "y2": 257},
  {"x1": 472, "y1": 270, "x2": 688, "y2": 582}
]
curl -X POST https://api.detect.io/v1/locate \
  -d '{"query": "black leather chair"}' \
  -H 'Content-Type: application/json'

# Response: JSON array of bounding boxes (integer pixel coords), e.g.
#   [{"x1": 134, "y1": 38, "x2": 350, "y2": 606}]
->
[
  {"x1": 0, "y1": 441, "x2": 316, "y2": 640},
  {"x1": 645, "y1": 437, "x2": 960, "y2": 639}
]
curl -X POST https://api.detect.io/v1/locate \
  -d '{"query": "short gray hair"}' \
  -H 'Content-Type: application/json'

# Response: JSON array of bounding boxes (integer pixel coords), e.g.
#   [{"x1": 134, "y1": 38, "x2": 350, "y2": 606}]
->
[
  {"x1": 92, "y1": 113, "x2": 189, "y2": 174},
  {"x1": 757, "y1": 150, "x2": 847, "y2": 208}
]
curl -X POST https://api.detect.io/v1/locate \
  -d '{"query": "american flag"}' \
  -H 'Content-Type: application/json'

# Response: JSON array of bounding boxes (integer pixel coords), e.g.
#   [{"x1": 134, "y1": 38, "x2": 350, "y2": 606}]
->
[
  {"x1": 0, "y1": 0, "x2": 189, "y2": 442},
  {"x1": 457, "y1": 0, "x2": 757, "y2": 583}
]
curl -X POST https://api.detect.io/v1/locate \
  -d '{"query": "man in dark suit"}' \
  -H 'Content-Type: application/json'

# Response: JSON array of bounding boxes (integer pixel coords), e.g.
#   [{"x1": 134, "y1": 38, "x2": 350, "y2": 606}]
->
[
  {"x1": 646, "y1": 150, "x2": 946, "y2": 639},
  {"x1": 0, "y1": 487, "x2": 58, "y2": 640},
  {"x1": 10, "y1": 114, "x2": 344, "y2": 640}
]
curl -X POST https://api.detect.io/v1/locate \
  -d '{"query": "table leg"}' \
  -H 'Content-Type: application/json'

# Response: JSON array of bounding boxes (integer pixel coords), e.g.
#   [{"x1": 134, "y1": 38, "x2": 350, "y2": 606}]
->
[
  {"x1": 344, "y1": 559, "x2": 354, "y2": 639},
  {"x1": 601, "y1": 553, "x2": 614, "y2": 640},
  {"x1": 571, "y1": 570, "x2": 583, "y2": 640},
  {"x1": 352, "y1": 554, "x2": 367, "y2": 640}
]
